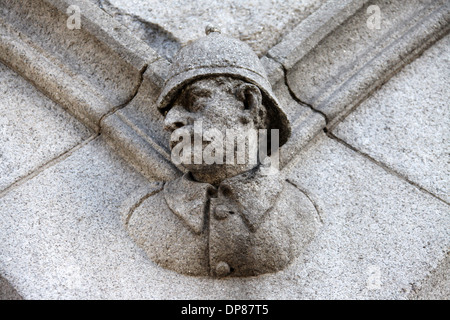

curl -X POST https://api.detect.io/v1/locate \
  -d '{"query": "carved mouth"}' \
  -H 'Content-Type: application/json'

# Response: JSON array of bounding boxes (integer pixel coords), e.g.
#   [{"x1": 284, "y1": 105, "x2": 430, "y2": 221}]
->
[
  {"x1": 169, "y1": 126, "x2": 212, "y2": 151},
  {"x1": 168, "y1": 124, "x2": 271, "y2": 167},
  {"x1": 169, "y1": 137, "x2": 212, "y2": 152},
  {"x1": 169, "y1": 126, "x2": 192, "y2": 150}
]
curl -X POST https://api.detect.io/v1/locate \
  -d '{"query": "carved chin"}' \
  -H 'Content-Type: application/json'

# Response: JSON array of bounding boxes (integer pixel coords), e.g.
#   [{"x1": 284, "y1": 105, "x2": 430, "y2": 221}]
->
[
  {"x1": 181, "y1": 162, "x2": 226, "y2": 173},
  {"x1": 182, "y1": 162, "x2": 256, "y2": 179}
]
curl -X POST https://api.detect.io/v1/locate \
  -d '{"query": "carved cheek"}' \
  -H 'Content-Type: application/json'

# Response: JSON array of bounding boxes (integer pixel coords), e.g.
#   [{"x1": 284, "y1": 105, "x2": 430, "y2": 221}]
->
[
  {"x1": 164, "y1": 105, "x2": 196, "y2": 131},
  {"x1": 195, "y1": 104, "x2": 220, "y2": 125}
]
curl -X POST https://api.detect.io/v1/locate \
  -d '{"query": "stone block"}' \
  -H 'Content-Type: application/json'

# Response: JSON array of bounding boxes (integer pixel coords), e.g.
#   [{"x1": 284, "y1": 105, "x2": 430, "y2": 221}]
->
[
  {"x1": 409, "y1": 253, "x2": 450, "y2": 300},
  {"x1": 285, "y1": 0, "x2": 450, "y2": 125},
  {"x1": 333, "y1": 35, "x2": 450, "y2": 203},
  {"x1": 286, "y1": 133, "x2": 449, "y2": 299},
  {"x1": 45, "y1": 0, "x2": 159, "y2": 71},
  {"x1": 1, "y1": 133, "x2": 447, "y2": 298},
  {"x1": 0, "y1": 62, "x2": 91, "y2": 192},
  {"x1": 92, "y1": 0, "x2": 327, "y2": 59},
  {"x1": 101, "y1": 58, "x2": 182, "y2": 182},
  {"x1": 0, "y1": 0, "x2": 160, "y2": 131}
]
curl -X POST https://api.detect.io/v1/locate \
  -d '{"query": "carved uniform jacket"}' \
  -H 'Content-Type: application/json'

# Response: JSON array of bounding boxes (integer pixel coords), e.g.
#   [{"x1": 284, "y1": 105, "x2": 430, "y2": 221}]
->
[{"x1": 127, "y1": 166, "x2": 319, "y2": 277}]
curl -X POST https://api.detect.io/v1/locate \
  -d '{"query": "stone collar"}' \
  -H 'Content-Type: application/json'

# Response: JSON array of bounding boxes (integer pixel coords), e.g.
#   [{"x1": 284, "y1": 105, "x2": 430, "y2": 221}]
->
[{"x1": 163, "y1": 166, "x2": 284, "y2": 234}]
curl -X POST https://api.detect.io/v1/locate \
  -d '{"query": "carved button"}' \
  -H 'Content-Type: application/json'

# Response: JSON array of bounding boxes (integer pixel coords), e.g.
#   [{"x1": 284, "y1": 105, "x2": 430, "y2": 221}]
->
[
  {"x1": 215, "y1": 261, "x2": 231, "y2": 277},
  {"x1": 214, "y1": 205, "x2": 234, "y2": 220}
]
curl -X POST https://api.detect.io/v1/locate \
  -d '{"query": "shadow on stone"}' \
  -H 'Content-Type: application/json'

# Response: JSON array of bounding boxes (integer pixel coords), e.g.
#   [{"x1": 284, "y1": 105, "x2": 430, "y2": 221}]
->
[
  {"x1": 94, "y1": 0, "x2": 181, "y2": 61},
  {"x1": 0, "y1": 275, "x2": 22, "y2": 300}
]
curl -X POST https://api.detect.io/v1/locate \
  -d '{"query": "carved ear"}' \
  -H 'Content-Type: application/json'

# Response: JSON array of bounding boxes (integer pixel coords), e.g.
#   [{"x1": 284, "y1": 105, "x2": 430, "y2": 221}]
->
[
  {"x1": 236, "y1": 83, "x2": 266, "y2": 127},
  {"x1": 237, "y1": 83, "x2": 261, "y2": 110}
]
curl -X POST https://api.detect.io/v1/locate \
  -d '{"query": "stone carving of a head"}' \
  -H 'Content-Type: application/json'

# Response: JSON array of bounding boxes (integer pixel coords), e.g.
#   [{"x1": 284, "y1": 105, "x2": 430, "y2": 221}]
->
[
  {"x1": 157, "y1": 28, "x2": 291, "y2": 185},
  {"x1": 125, "y1": 28, "x2": 319, "y2": 278}
]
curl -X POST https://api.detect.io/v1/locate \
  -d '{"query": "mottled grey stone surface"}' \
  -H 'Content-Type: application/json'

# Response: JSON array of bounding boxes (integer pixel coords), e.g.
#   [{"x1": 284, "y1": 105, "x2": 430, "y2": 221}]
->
[
  {"x1": 0, "y1": 0, "x2": 448, "y2": 300},
  {"x1": 0, "y1": 62, "x2": 91, "y2": 192},
  {"x1": 92, "y1": 0, "x2": 326, "y2": 59},
  {"x1": 268, "y1": 0, "x2": 368, "y2": 69},
  {"x1": 285, "y1": 0, "x2": 449, "y2": 123},
  {"x1": 409, "y1": 253, "x2": 450, "y2": 300},
  {"x1": 0, "y1": 138, "x2": 154, "y2": 299},
  {"x1": 123, "y1": 28, "x2": 318, "y2": 278},
  {"x1": 333, "y1": 35, "x2": 450, "y2": 203},
  {"x1": 286, "y1": 134, "x2": 449, "y2": 299},
  {"x1": 1, "y1": 0, "x2": 145, "y2": 107},
  {"x1": 1, "y1": 0, "x2": 155, "y2": 131},
  {"x1": 0, "y1": 274, "x2": 22, "y2": 300},
  {"x1": 46, "y1": 0, "x2": 159, "y2": 71},
  {"x1": 1, "y1": 135, "x2": 447, "y2": 299}
]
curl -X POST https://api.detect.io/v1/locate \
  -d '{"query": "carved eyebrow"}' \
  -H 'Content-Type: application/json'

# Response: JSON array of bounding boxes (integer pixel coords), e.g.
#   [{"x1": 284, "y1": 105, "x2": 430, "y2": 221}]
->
[{"x1": 187, "y1": 86, "x2": 211, "y2": 97}]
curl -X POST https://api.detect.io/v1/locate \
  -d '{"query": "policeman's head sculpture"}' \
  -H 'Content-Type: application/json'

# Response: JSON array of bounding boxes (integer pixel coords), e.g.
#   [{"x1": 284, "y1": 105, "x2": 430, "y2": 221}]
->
[
  {"x1": 157, "y1": 27, "x2": 291, "y2": 185},
  {"x1": 126, "y1": 28, "x2": 319, "y2": 278}
]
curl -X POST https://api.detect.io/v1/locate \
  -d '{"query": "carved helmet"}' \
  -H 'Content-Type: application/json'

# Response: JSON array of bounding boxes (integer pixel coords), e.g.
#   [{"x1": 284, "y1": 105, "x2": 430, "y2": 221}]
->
[{"x1": 157, "y1": 28, "x2": 291, "y2": 147}]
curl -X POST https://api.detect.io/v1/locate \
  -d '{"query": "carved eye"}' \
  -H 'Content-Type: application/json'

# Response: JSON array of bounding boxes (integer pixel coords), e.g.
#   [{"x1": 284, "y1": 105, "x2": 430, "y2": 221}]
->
[
  {"x1": 186, "y1": 89, "x2": 210, "y2": 112},
  {"x1": 190, "y1": 89, "x2": 211, "y2": 100}
]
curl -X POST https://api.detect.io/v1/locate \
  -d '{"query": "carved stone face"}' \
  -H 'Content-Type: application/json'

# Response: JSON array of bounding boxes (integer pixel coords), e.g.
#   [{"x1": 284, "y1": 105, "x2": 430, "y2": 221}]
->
[{"x1": 163, "y1": 76, "x2": 268, "y2": 185}]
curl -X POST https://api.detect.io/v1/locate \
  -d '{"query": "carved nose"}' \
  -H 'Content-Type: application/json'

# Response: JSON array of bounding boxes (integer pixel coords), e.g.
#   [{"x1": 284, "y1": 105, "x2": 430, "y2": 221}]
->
[{"x1": 164, "y1": 106, "x2": 190, "y2": 132}]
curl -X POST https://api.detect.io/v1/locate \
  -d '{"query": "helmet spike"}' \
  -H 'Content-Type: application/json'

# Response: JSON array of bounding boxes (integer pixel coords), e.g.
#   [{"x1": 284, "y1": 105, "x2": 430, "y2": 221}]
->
[{"x1": 205, "y1": 25, "x2": 221, "y2": 35}]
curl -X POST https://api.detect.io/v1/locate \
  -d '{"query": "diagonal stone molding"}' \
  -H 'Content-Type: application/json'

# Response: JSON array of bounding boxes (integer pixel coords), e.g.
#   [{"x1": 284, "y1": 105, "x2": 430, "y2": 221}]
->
[
  {"x1": 277, "y1": 0, "x2": 450, "y2": 127},
  {"x1": 1, "y1": 0, "x2": 448, "y2": 297},
  {"x1": 267, "y1": 0, "x2": 370, "y2": 70},
  {"x1": 0, "y1": 0, "x2": 159, "y2": 131},
  {"x1": 100, "y1": 58, "x2": 184, "y2": 181}
]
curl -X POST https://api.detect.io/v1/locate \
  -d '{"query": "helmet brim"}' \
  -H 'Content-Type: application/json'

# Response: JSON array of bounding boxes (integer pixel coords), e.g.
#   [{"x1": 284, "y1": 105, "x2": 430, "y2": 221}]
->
[{"x1": 157, "y1": 67, "x2": 291, "y2": 147}]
